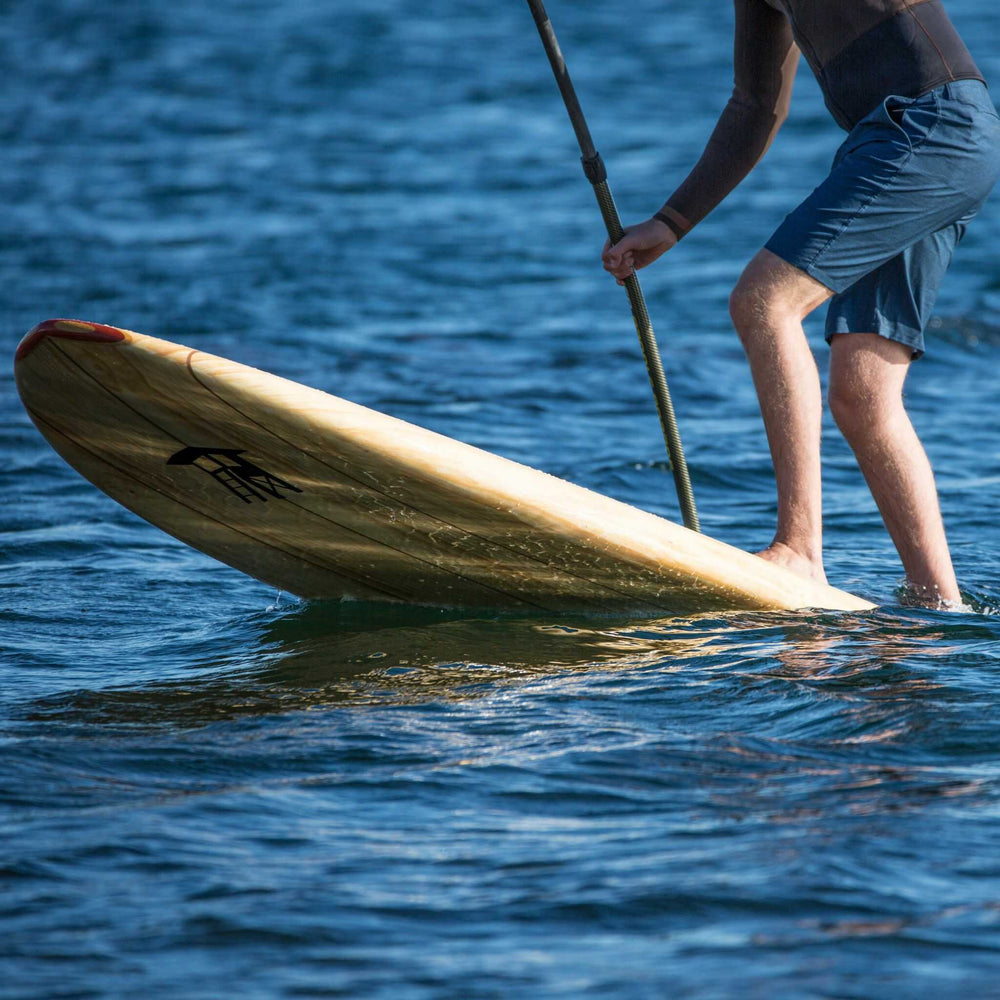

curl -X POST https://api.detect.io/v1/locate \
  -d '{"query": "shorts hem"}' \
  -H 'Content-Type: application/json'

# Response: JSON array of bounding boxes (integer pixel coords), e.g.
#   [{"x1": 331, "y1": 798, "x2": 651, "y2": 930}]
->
[{"x1": 763, "y1": 239, "x2": 848, "y2": 294}]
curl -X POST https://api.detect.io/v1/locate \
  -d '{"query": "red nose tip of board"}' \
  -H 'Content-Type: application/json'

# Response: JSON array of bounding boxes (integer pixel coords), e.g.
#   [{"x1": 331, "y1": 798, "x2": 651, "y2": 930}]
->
[{"x1": 15, "y1": 319, "x2": 126, "y2": 362}]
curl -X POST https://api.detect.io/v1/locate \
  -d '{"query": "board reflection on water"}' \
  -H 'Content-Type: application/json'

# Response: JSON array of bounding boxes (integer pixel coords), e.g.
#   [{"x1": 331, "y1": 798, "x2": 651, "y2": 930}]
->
[
  {"x1": 15, "y1": 599, "x2": 998, "y2": 892},
  {"x1": 21, "y1": 598, "x2": 991, "y2": 728}
]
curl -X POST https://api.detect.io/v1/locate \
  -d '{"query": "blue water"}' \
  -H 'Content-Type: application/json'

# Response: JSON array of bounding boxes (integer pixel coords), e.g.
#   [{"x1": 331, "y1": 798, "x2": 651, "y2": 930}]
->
[{"x1": 4, "y1": 1, "x2": 1000, "y2": 995}]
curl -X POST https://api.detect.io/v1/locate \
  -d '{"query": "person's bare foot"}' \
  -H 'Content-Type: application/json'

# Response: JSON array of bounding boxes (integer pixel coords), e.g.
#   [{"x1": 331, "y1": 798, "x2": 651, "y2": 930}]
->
[{"x1": 756, "y1": 541, "x2": 828, "y2": 586}]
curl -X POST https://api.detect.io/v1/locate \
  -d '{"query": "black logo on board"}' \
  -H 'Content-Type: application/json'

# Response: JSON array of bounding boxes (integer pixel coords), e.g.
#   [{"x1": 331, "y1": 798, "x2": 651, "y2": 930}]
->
[{"x1": 167, "y1": 447, "x2": 302, "y2": 504}]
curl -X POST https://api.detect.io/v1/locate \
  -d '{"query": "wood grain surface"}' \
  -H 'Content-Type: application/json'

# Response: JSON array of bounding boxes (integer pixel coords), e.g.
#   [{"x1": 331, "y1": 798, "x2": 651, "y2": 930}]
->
[{"x1": 14, "y1": 320, "x2": 875, "y2": 614}]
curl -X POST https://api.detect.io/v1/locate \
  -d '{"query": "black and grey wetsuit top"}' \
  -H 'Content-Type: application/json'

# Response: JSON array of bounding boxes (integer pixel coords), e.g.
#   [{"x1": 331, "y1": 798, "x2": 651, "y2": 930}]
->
[{"x1": 659, "y1": 0, "x2": 984, "y2": 238}]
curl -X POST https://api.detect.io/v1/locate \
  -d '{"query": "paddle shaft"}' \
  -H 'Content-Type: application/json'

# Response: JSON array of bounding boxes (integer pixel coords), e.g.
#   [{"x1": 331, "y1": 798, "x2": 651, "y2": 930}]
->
[{"x1": 526, "y1": 0, "x2": 700, "y2": 533}]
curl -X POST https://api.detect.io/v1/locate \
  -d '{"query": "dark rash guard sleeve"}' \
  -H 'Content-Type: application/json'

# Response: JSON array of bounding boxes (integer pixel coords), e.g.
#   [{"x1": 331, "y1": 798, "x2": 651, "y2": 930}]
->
[{"x1": 663, "y1": 0, "x2": 799, "y2": 234}]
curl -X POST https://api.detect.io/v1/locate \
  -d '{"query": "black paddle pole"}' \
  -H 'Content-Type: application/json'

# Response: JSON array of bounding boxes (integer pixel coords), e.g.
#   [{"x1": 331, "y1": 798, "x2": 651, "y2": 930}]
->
[{"x1": 526, "y1": 0, "x2": 700, "y2": 533}]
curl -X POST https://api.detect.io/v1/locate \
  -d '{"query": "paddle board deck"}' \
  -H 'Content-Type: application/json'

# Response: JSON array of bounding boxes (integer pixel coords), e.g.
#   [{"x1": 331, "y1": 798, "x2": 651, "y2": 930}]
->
[{"x1": 14, "y1": 319, "x2": 874, "y2": 615}]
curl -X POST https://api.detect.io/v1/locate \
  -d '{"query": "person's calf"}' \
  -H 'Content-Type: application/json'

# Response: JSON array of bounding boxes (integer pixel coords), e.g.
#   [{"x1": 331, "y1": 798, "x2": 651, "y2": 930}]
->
[{"x1": 828, "y1": 333, "x2": 961, "y2": 606}]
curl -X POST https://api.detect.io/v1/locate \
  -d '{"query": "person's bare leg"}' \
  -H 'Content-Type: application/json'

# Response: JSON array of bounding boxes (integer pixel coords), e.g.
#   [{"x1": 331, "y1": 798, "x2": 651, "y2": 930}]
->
[
  {"x1": 730, "y1": 250, "x2": 834, "y2": 584},
  {"x1": 828, "y1": 333, "x2": 961, "y2": 607}
]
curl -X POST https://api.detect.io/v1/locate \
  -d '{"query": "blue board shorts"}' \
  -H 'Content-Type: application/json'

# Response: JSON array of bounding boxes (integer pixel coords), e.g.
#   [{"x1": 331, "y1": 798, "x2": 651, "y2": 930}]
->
[{"x1": 765, "y1": 79, "x2": 1000, "y2": 357}]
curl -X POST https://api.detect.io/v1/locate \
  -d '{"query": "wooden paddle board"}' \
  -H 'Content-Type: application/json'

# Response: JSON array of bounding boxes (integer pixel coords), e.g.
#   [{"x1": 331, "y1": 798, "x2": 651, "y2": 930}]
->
[{"x1": 14, "y1": 319, "x2": 874, "y2": 614}]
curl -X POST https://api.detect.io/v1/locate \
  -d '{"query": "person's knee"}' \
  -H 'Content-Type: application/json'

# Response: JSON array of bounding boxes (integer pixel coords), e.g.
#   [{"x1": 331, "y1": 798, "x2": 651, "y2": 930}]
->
[
  {"x1": 827, "y1": 373, "x2": 867, "y2": 439},
  {"x1": 828, "y1": 369, "x2": 902, "y2": 440},
  {"x1": 729, "y1": 250, "x2": 829, "y2": 345},
  {"x1": 728, "y1": 273, "x2": 761, "y2": 335},
  {"x1": 828, "y1": 334, "x2": 911, "y2": 440},
  {"x1": 729, "y1": 268, "x2": 780, "y2": 346}
]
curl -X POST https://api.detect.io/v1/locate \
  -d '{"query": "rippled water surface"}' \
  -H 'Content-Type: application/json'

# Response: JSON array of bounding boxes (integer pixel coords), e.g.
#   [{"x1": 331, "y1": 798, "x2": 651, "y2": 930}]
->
[{"x1": 3, "y1": 1, "x2": 1000, "y2": 995}]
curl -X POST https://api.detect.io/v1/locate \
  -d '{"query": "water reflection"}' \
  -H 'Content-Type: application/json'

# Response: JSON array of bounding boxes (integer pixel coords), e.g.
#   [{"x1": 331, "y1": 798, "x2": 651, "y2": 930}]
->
[
  {"x1": 11, "y1": 599, "x2": 1000, "y2": 847},
  {"x1": 21, "y1": 601, "x2": 731, "y2": 727},
  {"x1": 20, "y1": 598, "x2": 997, "y2": 732}
]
